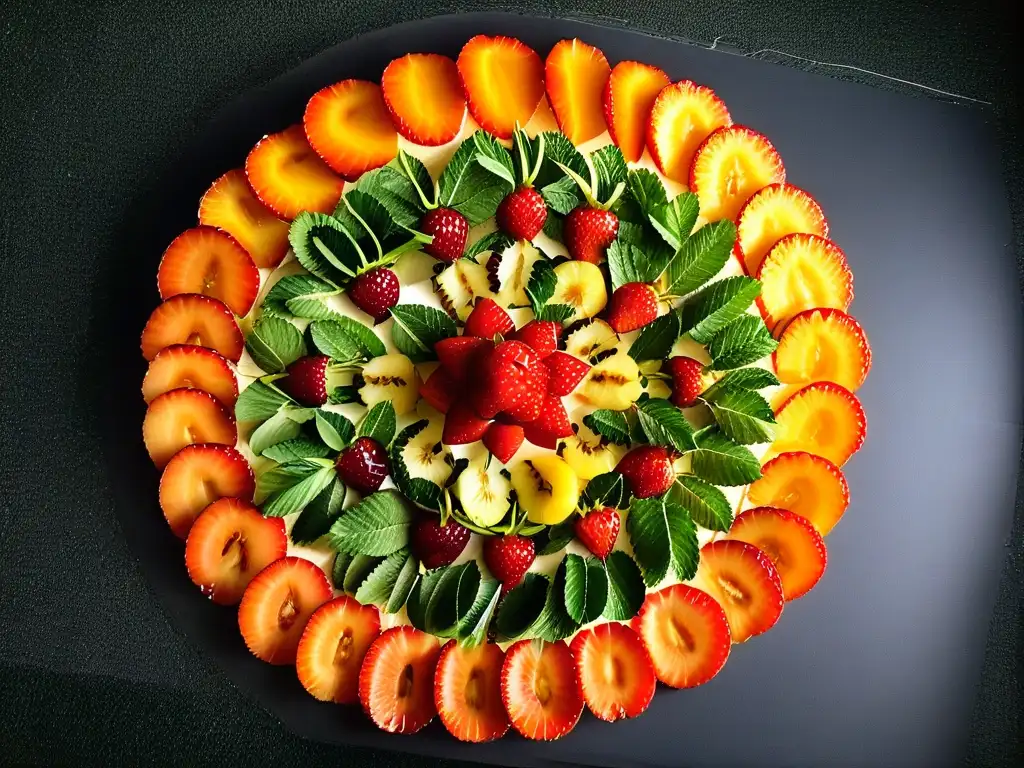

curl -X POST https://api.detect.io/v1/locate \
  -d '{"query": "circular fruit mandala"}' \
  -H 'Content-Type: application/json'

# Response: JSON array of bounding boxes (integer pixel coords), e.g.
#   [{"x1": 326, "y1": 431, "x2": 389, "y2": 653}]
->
[{"x1": 140, "y1": 35, "x2": 870, "y2": 741}]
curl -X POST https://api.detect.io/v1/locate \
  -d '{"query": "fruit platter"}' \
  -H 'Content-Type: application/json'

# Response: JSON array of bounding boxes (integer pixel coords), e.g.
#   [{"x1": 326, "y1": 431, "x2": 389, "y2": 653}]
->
[{"x1": 136, "y1": 27, "x2": 875, "y2": 747}]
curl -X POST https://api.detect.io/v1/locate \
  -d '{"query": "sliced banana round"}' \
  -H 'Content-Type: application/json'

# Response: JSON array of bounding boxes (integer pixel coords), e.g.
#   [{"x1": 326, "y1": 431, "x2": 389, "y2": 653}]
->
[
  {"x1": 454, "y1": 454, "x2": 513, "y2": 528},
  {"x1": 360, "y1": 353, "x2": 419, "y2": 415},
  {"x1": 560, "y1": 422, "x2": 625, "y2": 481},
  {"x1": 552, "y1": 261, "x2": 608, "y2": 321}
]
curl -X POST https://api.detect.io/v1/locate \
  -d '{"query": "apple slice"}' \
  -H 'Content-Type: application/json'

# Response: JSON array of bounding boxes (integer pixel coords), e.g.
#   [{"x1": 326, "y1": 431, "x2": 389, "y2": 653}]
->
[
  {"x1": 735, "y1": 183, "x2": 828, "y2": 276},
  {"x1": 690, "y1": 125, "x2": 785, "y2": 221},
  {"x1": 545, "y1": 38, "x2": 611, "y2": 145},
  {"x1": 159, "y1": 443, "x2": 254, "y2": 539},
  {"x1": 648, "y1": 80, "x2": 731, "y2": 184},
  {"x1": 304, "y1": 79, "x2": 398, "y2": 180},
  {"x1": 245, "y1": 125, "x2": 344, "y2": 220},
  {"x1": 727, "y1": 506, "x2": 828, "y2": 601},
  {"x1": 157, "y1": 226, "x2": 260, "y2": 316},
  {"x1": 382, "y1": 53, "x2": 466, "y2": 146},
  {"x1": 747, "y1": 451, "x2": 850, "y2": 536},
  {"x1": 457, "y1": 35, "x2": 545, "y2": 139},
  {"x1": 141, "y1": 294, "x2": 243, "y2": 362},
  {"x1": 774, "y1": 308, "x2": 871, "y2": 392},
  {"x1": 603, "y1": 61, "x2": 670, "y2": 163},
  {"x1": 143, "y1": 344, "x2": 237, "y2": 408},
  {"x1": 143, "y1": 388, "x2": 237, "y2": 468},
  {"x1": 773, "y1": 382, "x2": 866, "y2": 467}
]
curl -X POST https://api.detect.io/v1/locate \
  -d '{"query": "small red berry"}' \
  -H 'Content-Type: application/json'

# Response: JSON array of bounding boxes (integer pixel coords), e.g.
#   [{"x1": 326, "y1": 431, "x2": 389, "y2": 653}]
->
[
  {"x1": 336, "y1": 437, "x2": 390, "y2": 495},
  {"x1": 411, "y1": 516, "x2": 471, "y2": 569},
  {"x1": 666, "y1": 356, "x2": 707, "y2": 407},
  {"x1": 280, "y1": 355, "x2": 330, "y2": 406},
  {"x1": 574, "y1": 507, "x2": 621, "y2": 559},
  {"x1": 348, "y1": 267, "x2": 400, "y2": 323},
  {"x1": 483, "y1": 534, "x2": 535, "y2": 590},
  {"x1": 420, "y1": 207, "x2": 468, "y2": 263},
  {"x1": 496, "y1": 187, "x2": 547, "y2": 242},
  {"x1": 616, "y1": 445, "x2": 675, "y2": 499},
  {"x1": 607, "y1": 282, "x2": 659, "y2": 334},
  {"x1": 564, "y1": 206, "x2": 619, "y2": 264}
]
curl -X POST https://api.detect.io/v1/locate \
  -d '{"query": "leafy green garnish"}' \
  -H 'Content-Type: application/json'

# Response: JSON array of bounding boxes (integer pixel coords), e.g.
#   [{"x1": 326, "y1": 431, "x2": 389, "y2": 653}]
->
[
  {"x1": 662, "y1": 219, "x2": 736, "y2": 297},
  {"x1": 627, "y1": 493, "x2": 699, "y2": 586},
  {"x1": 290, "y1": 476, "x2": 347, "y2": 544},
  {"x1": 583, "y1": 471, "x2": 632, "y2": 509},
  {"x1": 357, "y1": 401, "x2": 397, "y2": 447},
  {"x1": 495, "y1": 572, "x2": 549, "y2": 641},
  {"x1": 341, "y1": 554, "x2": 384, "y2": 595},
  {"x1": 245, "y1": 316, "x2": 305, "y2": 374},
  {"x1": 438, "y1": 132, "x2": 515, "y2": 225},
  {"x1": 668, "y1": 476, "x2": 734, "y2": 532},
  {"x1": 689, "y1": 428, "x2": 762, "y2": 486},
  {"x1": 389, "y1": 420, "x2": 444, "y2": 512},
  {"x1": 606, "y1": 240, "x2": 671, "y2": 290},
  {"x1": 236, "y1": 379, "x2": 292, "y2": 422},
  {"x1": 707, "y1": 314, "x2": 778, "y2": 370},
  {"x1": 602, "y1": 551, "x2": 646, "y2": 620},
  {"x1": 327, "y1": 489, "x2": 414, "y2": 556},
  {"x1": 464, "y1": 231, "x2": 514, "y2": 261},
  {"x1": 702, "y1": 367, "x2": 780, "y2": 399},
  {"x1": 314, "y1": 409, "x2": 355, "y2": 451},
  {"x1": 388, "y1": 304, "x2": 457, "y2": 362},
  {"x1": 524, "y1": 259, "x2": 557, "y2": 317},
  {"x1": 261, "y1": 437, "x2": 331, "y2": 463},
  {"x1": 354, "y1": 151, "x2": 433, "y2": 227},
  {"x1": 564, "y1": 554, "x2": 609, "y2": 624},
  {"x1": 649, "y1": 192, "x2": 700, "y2": 251},
  {"x1": 625, "y1": 169, "x2": 668, "y2": 217},
  {"x1": 355, "y1": 548, "x2": 417, "y2": 608},
  {"x1": 540, "y1": 175, "x2": 581, "y2": 215},
  {"x1": 535, "y1": 522, "x2": 575, "y2": 556},
  {"x1": 628, "y1": 310, "x2": 683, "y2": 361},
  {"x1": 703, "y1": 384, "x2": 777, "y2": 445},
  {"x1": 680, "y1": 276, "x2": 761, "y2": 344},
  {"x1": 531, "y1": 561, "x2": 579, "y2": 642},
  {"x1": 582, "y1": 410, "x2": 632, "y2": 445},
  {"x1": 263, "y1": 274, "x2": 339, "y2": 320},
  {"x1": 589, "y1": 145, "x2": 628, "y2": 203},
  {"x1": 262, "y1": 465, "x2": 336, "y2": 518},
  {"x1": 249, "y1": 408, "x2": 304, "y2": 455},
  {"x1": 309, "y1": 317, "x2": 385, "y2": 361},
  {"x1": 635, "y1": 398, "x2": 697, "y2": 452}
]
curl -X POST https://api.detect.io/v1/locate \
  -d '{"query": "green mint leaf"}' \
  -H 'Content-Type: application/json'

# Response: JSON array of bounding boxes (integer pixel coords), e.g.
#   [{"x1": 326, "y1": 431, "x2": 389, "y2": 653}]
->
[
  {"x1": 425, "y1": 561, "x2": 482, "y2": 638},
  {"x1": 663, "y1": 219, "x2": 736, "y2": 297},
  {"x1": 261, "y1": 437, "x2": 331, "y2": 463},
  {"x1": 615, "y1": 220, "x2": 645, "y2": 246},
  {"x1": 690, "y1": 428, "x2": 762, "y2": 486},
  {"x1": 582, "y1": 410, "x2": 632, "y2": 445},
  {"x1": 606, "y1": 240, "x2": 642, "y2": 290},
  {"x1": 328, "y1": 385, "x2": 362, "y2": 405},
  {"x1": 590, "y1": 145, "x2": 628, "y2": 203},
  {"x1": 540, "y1": 175, "x2": 582, "y2": 215},
  {"x1": 532, "y1": 561, "x2": 579, "y2": 642},
  {"x1": 355, "y1": 548, "x2": 411, "y2": 606},
  {"x1": 602, "y1": 551, "x2": 646, "y2": 620},
  {"x1": 628, "y1": 310, "x2": 683, "y2": 361},
  {"x1": 536, "y1": 521, "x2": 575, "y2": 556},
  {"x1": 626, "y1": 169, "x2": 669, "y2": 216},
  {"x1": 668, "y1": 476, "x2": 733, "y2": 532},
  {"x1": 263, "y1": 274, "x2": 339, "y2": 319},
  {"x1": 627, "y1": 494, "x2": 699, "y2": 586},
  {"x1": 464, "y1": 231, "x2": 514, "y2": 261},
  {"x1": 249, "y1": 408, "x2": 303, "y2": 455},
  {"x1": 256, "y1": 459, "x2": 322, "y2": 497},
  {"x1": 583, "y1": 471, "x2": 632, "y2": 509},
  {"x1": 650, "y1": 192, "x2": 700, "y2": 251},
  {"x1": 473, "y1": 131, "x2": 516, "y2": 184},
  {"x1": 564, "y1": 554, "x2": 609, "y2": 625},
  {"x1": 354, "y1": 154, "x2": 432, "y2": 228},
  {"x1": 262, "y1": 465, "x2": 336, "y2": 518},
  {"x1": 246, "y1": 316, "x2": 305, "y2": 374},
  {"x1": 635, "y1": 398, "x2": 697, "y2": 452},
  {"x1": 707, "y1": 314, "x2": 778, "y2": 371},
  {"x1": 406, "y1": 568, "x2": 446, "y2": 631},
  {"x1": 357, "y1": 401, "x2": 397, "y2": 447},
  {"x1": 341, "y1": 554, "x2": 383, "y2": 595},
  {"x1": 703, "y1": 384, "x2": 777, "y2": 445},
  {"x1": 290, "y1": 476, "x2": 347, "y2": 544},
  {"x1": 315, "y1": 409, "x2": 356, "y2": 451},
  {"x1": 236, "y1": 380, "x2": 291, "y2": 422},
  {"x1": 289, "y1": 211, "x2": 363, "y2": 282},
  {"x1": 536, "y1": 131, "x2": 589, "y2": 188},
  {"x1": 495, "y1": 572, "x2": 549, "y2": 641},
  {"x1": 458, "y1": 579, "x2": 502, "y2": 648},
  {"x1": 312, "y1": 317, "x2": 385, "y2": 361},
  {"x1": 702, "y1": 367, "x2": 780, "y2": 399},
  {"x1": 537, "y1": 303, "x2": 574, "y2": 323},
  {"x1": 389, "y1": 304, "x2": 457, "y2": 362},
  {"x1": 525, "y1": 259, "x2": 557, "y2": 317},
  {"x1": 327, "y1": 489, "x2": 414, "y2": 556},
  {"x1": 542, "y1": 210, "x2": 564, "y2": 242},
  {"x1": 389, "y1": 420, "x2": 444, "y2": 512},
  {"x1": 335, "y1": 189, "x2": 403, "y2": 249},
  {"x1": 438, "y1": 132, "x2": 514, "y2": 225},
  {"x1": 384, "y1": 551, "x2": 421, "y2": 614},
  {"x1": 680, "y1": 276, "x2": 762, "y2": 344}
]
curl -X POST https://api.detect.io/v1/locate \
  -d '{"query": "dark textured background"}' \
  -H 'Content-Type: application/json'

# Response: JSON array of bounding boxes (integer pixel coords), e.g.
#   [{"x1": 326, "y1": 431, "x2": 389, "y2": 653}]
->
[{"x1": 0, "y1": 1, "x2": 1020, "y2": 766}]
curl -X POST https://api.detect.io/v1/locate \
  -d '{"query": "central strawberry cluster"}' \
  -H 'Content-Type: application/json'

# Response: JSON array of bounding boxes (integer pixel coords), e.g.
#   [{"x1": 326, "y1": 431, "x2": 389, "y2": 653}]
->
[{"x1": 419, "y1": 298, "x2": 590, "y2": 463}]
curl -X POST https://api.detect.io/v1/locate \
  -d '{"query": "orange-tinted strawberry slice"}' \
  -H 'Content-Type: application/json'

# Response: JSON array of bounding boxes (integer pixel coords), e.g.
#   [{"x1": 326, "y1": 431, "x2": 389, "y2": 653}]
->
[
  {"x1": 647, "y1": 80, "x2": 731, "y2": 185},
  {"x1": 159, "y1": 443, "x2": 255, "y2": 539},
  {"x1": 304, "y1": 80, "x2": 398, "y2": 181},
  {"x1": 501, "y1": 639, "x2": 583, "y2": 741},
  {"x1": 727, "y1": 506, "x2": 827, "y2": 601},
  {"x1": 774, "y1": 308, "x2": 871, "y2": 392},
  {"x1": 772, "y1": 382, "x2": 866, "y2": 467},
  {"x1": 691, "y1": 539, "x2": 784, "y2": 644},
  {"x1": 544, "y1": 38, "x2": 611, "y2": 145},
  {"x1": 245, "y1": 124, "x2": 344, "y2": 220},
  {"x1": 198, "y1": 169, "x2": 290, "y2": 269},
  {"x1": 757, "y1": 234, "x2": 854, "y2": 332},
  {"x1": 238, "y1": 556, "x2": 333, "y2": 665},
  {"x1": 157, "y1": 226, "x2": 260, "y2": 317},
  {"x1": 748, "y1": 451, "x2": 850, "y2": 535},
  {"x1": 419, "y1": 367, "x2": 455, "y2": 414},
  {"x1": 143, "y1": 344, "x2": 238, "y2": 408},
  {"x1": 141, "y1": 294, "x2": 244, "y2": 362},
  {"x1": 295, "y1": 596, "x2": 382, "y2": 704},
  {"x1": 382, "y1": 54, "x2": 466, "y2": 146},
  {"x1": 632, "y1": 583, "x2": 731, "y2": 688},
  {"x1": 184, "y1": 497, "x2": 286, "y2": 604},
  {"x1": 143, "y1": 388, "x2": 237, "y2": 468},
  {"x1": 434, "y1": 641, "x2": 510, "y2": 743},
  {"x1": 359, "y1": 626, "x2": 442, "y2": 734},
  {"x1": 603, "y1": 61, "x2": 670, "y2": 163},
  {"x1": 457, "y1": 35, "x2": 545, "y2": 139},
  {"x1": 735, "y1": 183, "x2": 828, "y2": 276},
  {"x1": 570, "y1": 622, "x2": 656, "y2": 721},
  {"x1": 690, "y1": 125, "x2": 785, "y2": 221}
]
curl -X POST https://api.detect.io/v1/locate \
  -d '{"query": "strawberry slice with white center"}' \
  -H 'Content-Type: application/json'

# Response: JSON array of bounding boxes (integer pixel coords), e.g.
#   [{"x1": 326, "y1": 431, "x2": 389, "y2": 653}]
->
[
  {"x1": 690, "y1": 539, "x2": 785, "y2": 644},
  {"x1": 142, "y1": 344, "x2": 238, "y2": 408},
  {"x1": 603, "y1": 61, "x2": 670, "y2": 163},
  {"x1": 434, "y1": 641, "x2": 510, "y2": 743},
  {"x1": 359, "y1": 626, "x2": 442, "y2": 734},
  {"x1": 142, "y1": 388, "x2": 237, "y2": 468},
  {"x1": 772, "y1": 382, "x2": 866, "y2": 467},
  {"x1": 774, "y1": 307, "x2": 871, "y2": 392},
  {"x1": 633, "y1": 584, "x2": 731, "y2": 688},
  {"x1": 303, "y1": 80, "x2": 397, "y2": 181},
  {"x1": 199, "y1": 169, "x2": 290, "y2": 269},
  {"x1": 245, "y1": 125, "x2": 344, "y2": 220},
  {"x1": 747, "y1": 451, "x2": 850, "y2": 535},
  {"x1": 544, "y1": 38, "x2": 611, "y2": 145},
  {"x1": 735, "y1": 183, "x2": 829, "y2": 276},
  {"x1": 296, "y1": 596, "x2": 381, "y2": 704},
  {"x1": 543, "y1": 350, "x2": 590, "y2": 396},
  {"x1": 570, "y1": 622, "x2": 656, "y2": 721},
  {"x1": 457, "y1": 35, "x2": 545, "y2": 139},
  {"x1": 382, "y1": 53, "x2": 466, "y2": 146},
  {"x1": 157, "y1": 226, "x2": 260, "y2": 317},
  {"x1": 501, "y1": 639, "x2": 584, "y2": 741},
  {"x1": 757, "y1": 233, "x2": 854, "y2": 333},
  {"x1": 647, "y1": 80, "x2": 731, "y2": 184},
  {"x1": 141, "y1": 294, "x2": 243, "y2": 362},
  {"x1": 689, "y1": 125, "x2": 785, "y2": 221},
  {"x1": 727, "y1": 506, "x2": 828, "y2": 601},
  {"x1": 159, "y1": 443, "x2": 254, "y2": 540}
]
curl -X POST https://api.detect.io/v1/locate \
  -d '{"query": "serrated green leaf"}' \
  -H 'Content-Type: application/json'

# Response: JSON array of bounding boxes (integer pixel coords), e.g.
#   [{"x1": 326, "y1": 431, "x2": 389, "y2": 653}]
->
[
  {"x1": 702, "y1": 367, "x2": 780, "y2": 399},
  {"x1": 583, "y1": 472, "x2": 632, "y2": 509},
  {"x1": 263, "y1": 274, "x2": 339, "y2": 319},
  {"x1": 389, "y1": 420, "x2": 444, "y2": 512},
  {"x1": 542, "y1": 210, "x2": 564, "y2": 242},
  {"x1": 384, "y1": 552, "x2": 420, "y2": 614},
  {"x1": 464, "y1": 230, "x2": 514, "y2": 261},
  {"x1": 536, "y1": 131, "x2": 589, "y2": 187},
  {"x1": 289, "y1": 211, "x2": 363, "y2": 282},
  {"x1": 650, "y1": 192, "x2": 700, "y2": 251},
  {"x1": 525, "y1": 259, "x2": 557, "y2": 317},
  {"x1": 582, "y1": 410, "x2": 632, "y2": 445},
  {"x1": 663, "y1": 219, "x2": 736, "y2": 297},
  {"x1": 602, "y1": 551, "x2": 646, "y2": 620},
  {"x1": 335, "y1": 189, "x2": 404, "y2": 251},
  {"x1": 353, "y1": 157, "x2": 431, "y2": 228},
  {"x1": 606, "y1": 241, "x2": 642, "y2": 290},
  {"x1": 532, "y1": 561, "x2": 579, "y2": 642},
  {"x1": 262, "y1": 437, "x2": 331, "y2": 463},
  {"x1": 438, "y1": 133, "x2": 514, "y2": 225},
  {"x1": 680, "y1": 276, "x2": 761, "y2": 344},
  {"x1": 389, "y1": 304, "x2": 457, "y2": 361},
  {"x1": 246, "y1": 316, "x2": 305, "y2": 374},
  {"x1": 262, "y1": 466, "x2": 336, "y2": 518},
  {"x1": 256, "y1": 460, "x2": 322, "y2": 497},
  {"x1": 236, "y1": 380, "x2": 291, "y2": 422},
  {"x1": 537, "y1": 303, "x2": 574, "y2": 323},
  {"x1": 249, "y1": 408, "x2": 303, "y2": 455},
  {"x1": 707, "y1": 314, "x2": 778, "y2": 371},
  {"x1": 635, "y1": 398, "x2": 697, "y2": 452},
  {"x1": 332, "y1": 550, "x2": 354, "y2": 588},
  {"x1": 315, "y1": 409, "x2": 356, "y2": 450},
  {"x1": 704, "y1": 385, "x2": 777, "y2": 444},
  {"x1": 540, "y1": 175, "x2": 581, "y2": 215},
  {"x1": 626, "y1": 169, "x2": 668, "y2": 216},
  {"x1": 459, "y1": 580, "x2": 501, "y2": 648},
  {"x1": 425, "y1": 561, "x2": 482, "y2": 638},
  {"x1": 495, "y1": 572, "x2": 549, "y2": 641},
  {"x1": 290, "y1": 476, "x2": 347, "y2": 544},
  {"x1": 690, "y1": 428, "x2": 762, "y2": 486},
  {"x1": 328, "y1": 385, "x2": 362, "y2": 405},
  {"x1": 315, "y1": 317, "x2": 386, "y2": 361},
  {"x1": 627, "y1": 494, "x2": 699, "y2": 586},
  {"x1": 668, "y1": 476, "x2": 733, "y2": 532},
  {"x1": 628, "y1": 310, "x2": 683, "y2": 361},
  {"x1": 536, "y1": 521, "x2": 575, "y2": 556},
  {"x1": 342, "y1": 554, "x2": 383, "y2": 595},
  {"x1": 355, "y1": 548, "x2": 411, "y2": 606},
  {"x1": 308, "y1": 320, "x2": 371, "y2": 362},
  {"x1": 407, "y1": 568, "x2": 446, "y2": 631},
  {"x1": 327, "y1": 489, "x2": 414, "y2": 555},
  {"x1": 590, "y1": 145, "x2": 628, "y2": 203},
  {"x1": 564, "y1": 554, "x2": 609, "y2": 624},
  {"x1": 357, "y1": 401, "x2": 396, "y2": 447}
]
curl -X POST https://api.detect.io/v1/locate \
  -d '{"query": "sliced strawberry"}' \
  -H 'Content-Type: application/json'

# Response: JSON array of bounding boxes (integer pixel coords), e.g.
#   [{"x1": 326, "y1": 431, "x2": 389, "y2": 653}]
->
[
  {"x1": 773, "y1": 382, "x2": 866, "y2": 467},
  {"x1": 647, "y1": 80, "x2": 731, "y2": 184},
  {"x1": 603, "y1": 61, "x2": 670, "y2": 163},
  {"x1": 420, "y1": 367, "x2": 456, "y2": 414},
  {"x1": 616, "y1": 445, "x2": 674, "y2": 499},
  {"x1": 632, "y1": 583, "x2": 731, "y2": 688},
  {"x1": 544, "y1": 38, "x2": 611, "y2": 145},
  {"x1": 443, "y1": 401, "x2": 491, "y2": 445},
  {"x1": 573, "y1": 506, "x2": 620, "y2": 559},
  {"x1": 501, "y1": 639, "x2": 584, "y2": 740},
  {"x1": 457, "y1": 35, "x2": 545, "y2": 139},
  {"x1": 543, "y1": 350, "x2": 590, "y2": 396},
  {"x1": 512, "y1": 319, "x2": 561, "y2": 358},
  {"x1": 526, "y1": 393, "x2": 573, "y2": 439},
  {"x1": 474, "y1": 340, "x2": 544, "y2": 420},
  {"x1": 142, "y1": 344, "x2": 238, "y2": 408},
  {"x1": 184, "y1": 497, "x2": 286, "y2": 604},
  {"x1": 691, "y1": 539, "x2": 784, "y2": 643},
  {"x1": 303, "y1": 80, "x2": 397, "y2": 181},
  {"x1": 522, "y1": 423, "x2": 559, "y2": 450},
  {"x1": 748, "y1": 451, "x2": 850, "y2": 535},
  {"x1": 757, "y1": 234, "x2": 854, "y2": 332},
  {"x1": 245, "y1": 125, "x2": 344, "y2": 220},
  {"x1": 359, "y1": 626, "x2": 442, "y2": 734},
  {"x1": 774, "y1": 308, "x2": 871, "y2": 392},
  {"x1": 159, "y1": 444, "x2": 254, "y2": 539},
  {"x1": 199, "y1": 169, "x2": 290, "y2": 269},
  {"x1": 464, "y1": 298, "x2": 515, "y2": 338},
  {"x1": 435, "y1": 335, "x2": 491, "y2": 381},
  {"x1": 690, "y1": 125, "x2": 785, "y2": 221},
  {"x1": 141, "y1": 294, "x2": 243, "y2": 362},
  {"x1": 295, "y1": 596, "x2": 381, "y2": 703},
  {"x1": 735, "y1": 183, "x2": 828, "y2": 276},
  {"x1": 382, "y1": 53, "x2": 466, "y2": 146},
  {"x1": 143, "y1": 388, "x2": 236, "y2": 468},
  {"x1": 727, "y1": 507, "x2": 828, "y2": 601},
  {"x1": 607, "y1": 282, "x2": 659, "y2": 334},
  {"x1": 483, "y1": 421, "x2": 525, "y2": 464},
  {"x1": 157, "y1": 226, "x2": 260, "y2": 317},
  {"x1": 434, "y1": 641, "x2": 510, "y2": 743},
  {"x1": 570, "y1": 622, "x2": 655, "y2": 721}
]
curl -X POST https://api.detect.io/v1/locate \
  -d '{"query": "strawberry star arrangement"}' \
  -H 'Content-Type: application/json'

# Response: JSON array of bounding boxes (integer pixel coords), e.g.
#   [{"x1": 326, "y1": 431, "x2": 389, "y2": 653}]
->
[{"x1": 140, "y1": 35, "x2": 870, "y2": 742}]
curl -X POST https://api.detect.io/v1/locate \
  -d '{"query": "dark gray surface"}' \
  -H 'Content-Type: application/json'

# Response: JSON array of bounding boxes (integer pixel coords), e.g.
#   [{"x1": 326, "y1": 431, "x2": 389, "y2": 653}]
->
[{"x1": 91, "y1": 12, "x2": 1022, "y2": 768}]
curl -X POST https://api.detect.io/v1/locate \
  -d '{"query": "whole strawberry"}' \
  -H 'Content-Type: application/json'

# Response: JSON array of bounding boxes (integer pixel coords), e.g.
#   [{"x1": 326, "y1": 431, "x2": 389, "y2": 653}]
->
[
  {"x1": 336, "y1": 436, "x2": 390, "y2": 495},
  {"x1": 564, "y1": 206, "x2": 619, "y2": 264},
  {"x1": 666, "y1": 356, "x2": 706, "y2": 407},
  {"x1": 281, "y1": 355, "x2": 330, "y2": 406},
  {"x1": 607, "y1": 282, "x2": 659, "y2": 334},
  {"x1": 616, "y1": 445, "x2": 675, "y2": 499},
  {"x1": 420, "y1": 207, "x2": 468, "y2": 263},
  {"x1": 483, "y1": 534, "x2": 535, "y2": 590},
  {"x1": 496, "y1": 187, "x2": 546, "y2": 242},
  {"x1": 411, "y1": 516, "x2": 471, "y2": 569},
  {"x1": 574, "y1": 507, "x2": 621, "y2": 559},
  {"x1": 349, "y1": 267, "x2": 399, "y2": 323}
]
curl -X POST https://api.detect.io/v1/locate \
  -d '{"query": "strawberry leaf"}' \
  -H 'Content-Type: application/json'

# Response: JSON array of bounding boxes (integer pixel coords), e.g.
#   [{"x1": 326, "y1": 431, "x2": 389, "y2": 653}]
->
[
  {"x1": 689, "y1": 428, "x2": 762, "y2": 486},
  {"x1": 537, "y1": 303, "x2": 574, "y2": 323},
  {"x1": 525, "y1": 259, "x2": 557, "y2": 316},
  {"x1": 680, "y1": 276, "x2": 762, "y2": 344},
  {"x1": 535, "y1": 131, "x2": 589, "y2": 188},
  {"x1": 663, "y1": 219, "x2": 736, "y2": 297},
  {"x1": 389, "y1": 420, "x2": 444, "y2": 512},
  {"x1": 702, "y1": 367, "x2": 780, "y2": 399},
  {"x1": 465, "y1": 230, "x2": 514, "y2": 261},
  {"x1": 635, "y1": 398, "x2": 697, "y2": 452},
  {"x1": 236, "y1": 379, "x2": 293, "y2": 422},
  {"x1": 336, "y1": 189, "x2": 404, "y2": 247},
  {"x1": 342, "y1": 554, "x2": 384, "y2": 595},
  {"x1": 357, "y1": 401, "x2": 396, "y2": 447},
  {"x1": 626, "y1": 169, "x2": 668, "y2": 216},
  {"x1": 438, "y1": 132, "x2": 514, "y2": 225},
  {"x1": 327, "y1": 489, "x2": 414, "y2": 556},
  {"x1": 590, "y1": 145, "x2": 628, "y2": 204},
  {"x1": 246, "y1": 316, "x2": 305, "y2": 374},
  {"x1": 583, "y1": 471, "x2": 632, "y2": 509},
  {"x1": 650, "y1": 192, "x2": 700, "y2": 251},
  {"x1": 582, "y1": 410, "x2": 631, "y2": 445},
  {"x1": 331, "y1": 550, "x2": 354, "y2": 588},
  {"x1": 707, "y1": 314, "x2": 778, "y2": 370},
  {"x1": 531, "y1": 561, "x2": 579, "y2": 641},
  {"x1": 308, "y1": 319, "x2": 369, "y2": 363},
  {"x1": 628, "y1": 310, "x2": 683, "y2": 361},
  {"x1": 289, "y1": 211, "x2": 365, "y2": 282},
  {"x1": 264, "y1": 274, "x2": 339, "y2": 319},
  {"x1": 384, "y1": 551, "x2": 421, "y2": 614},
  {"x1": 459, "y1": 579, "x2": 502, "y2": 648},
  {"x1": 262, "y1": 437, "x2": 331, "y2": 463},
  {"x1": 388, "y1": 304, "x2": 457, "y2": 362},
  {"x1": 668, "y1": 476, "x2": 733, "y2": 532},
  {"x1": 564, "y1": 554, "x2": 609, "y2": 624},
  {"x1": 255, "y1": 459, "x2": 324, "y2": 497},
  {"x1": 602, "y1": 551, "x2": 646, "y2": 621},
  {"x1": 535, "y1": 521, "x2": 575, "y2": 555},
  {"x1": 290, "y1": 476, "x2": 347, "y2": 544},
  {"x1": 494, "y1": 572, "x2": 549, "y2": 641},
  {"x1": 542, "y1": 210, "x2": 564, "y2": 242},
  {"x1": 262, "y1": 465, "x2": 336, "y2": 518},
  {"x1": 355, "y1": 547, "x2": 413, "y2": 607},
  {"x1": 626, "y1": 494, "x2": 699, "y2": 587},
  {"x1": 540, "y1": 175, "x2": 582, "y2": 215},
  {"x1": 406, "y1": 568, "x2": 446, "y2": 631},
  {"x1": 249, "y1": 408, "x2": 304, "y2": 455},
  {"x1": 703, "y1": 384, "x2": 776, "y2": 445},
  {"x1": 314, "y1": 409, "x2": 356, "y2": 451},
  {"x1": 607, "y1": 240, "x2": 672, "y2": 290},
  {"x1": 353, "y1": 154, "x2": 432, "y2": 228},
  {"x1": 472, "y1": 132, "x2": 516, "y2": 187},
  {"x1": 425, "y1": 561, "x2": 486, "y2": 638}
]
